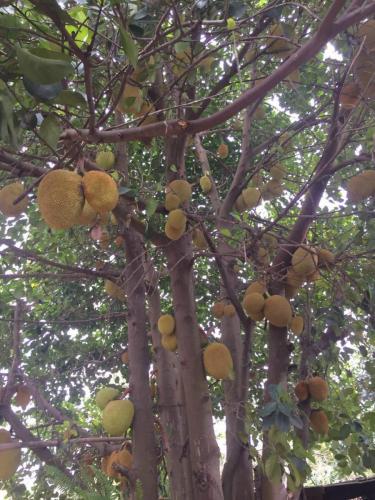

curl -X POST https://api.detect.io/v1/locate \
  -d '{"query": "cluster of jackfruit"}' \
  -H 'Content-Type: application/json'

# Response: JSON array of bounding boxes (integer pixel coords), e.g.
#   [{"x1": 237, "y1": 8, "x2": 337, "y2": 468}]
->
[
  {"x1": 0, "y1": 428, "x2": 21, "y2": 480},
  {"x1": 104, "y1": 279, "x2": 126, "y2": 302},
  {"x1": 211, "y1": 300, "x2": 236, "y2": 319},
  {"x1": 203, "y1": 342, "x2": 234, "y2": 380},
  {"x1": 101, "y1": 446, "x2": 133, "y2": 481},
  {"x1": 95, "y1": 387, "x2": 134, "y2": 437},
  {"x1": 346, "y1": 170, "x2": 375, "y2": 203},
  {"x1": 158, "y1": 314, "x2": 177, "y2": 352},
  {"x1": 37, "y1": 169, "x2": 119, "y2": 230},
  {"x1": 294, "y1": 376, "x2": 329, "y2": 435},
  {"x1": 164, "y1": 179, "x2": 192, "y2": 241}
]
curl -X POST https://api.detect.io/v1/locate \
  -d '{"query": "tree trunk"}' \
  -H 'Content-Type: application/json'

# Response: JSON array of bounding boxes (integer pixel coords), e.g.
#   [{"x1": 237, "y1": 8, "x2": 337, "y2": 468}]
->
[
  {"x1": 123, "y1": 227, "x2": 158, "y2": 500},
  {"x1": 145, "y1": 261, "x2": 194, "y2": 500}
]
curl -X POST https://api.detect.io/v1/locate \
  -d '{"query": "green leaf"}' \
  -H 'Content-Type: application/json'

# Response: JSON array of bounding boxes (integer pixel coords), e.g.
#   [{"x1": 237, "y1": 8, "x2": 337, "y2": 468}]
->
[
  {"x1": 0, "y1": 14, "x2": 24, "y2": 38},
  {"x1": 39, "y1": 114, "x2": 61, "y2": 150},
  {"x1": 120, "y1": 28, "x2": 139, "y2": 67},
  {"x1": 260, "y1": 402, "x2": 277, "y2": 417},
  {"x1": 53, "y1": 90, "x2": 86, "y2": 108},
  {"x1": 145, "y1": 198, "x2": 158, "y2": 218},
  {"x1": 16, "y1": 48, "x2": 73, "y2": 85},
  {"x1": 220, "y1": 228, "x2": 232, "y2": 238},
  {"x1": 265, "y1": 454, "x2": 282, "y2": 483}
]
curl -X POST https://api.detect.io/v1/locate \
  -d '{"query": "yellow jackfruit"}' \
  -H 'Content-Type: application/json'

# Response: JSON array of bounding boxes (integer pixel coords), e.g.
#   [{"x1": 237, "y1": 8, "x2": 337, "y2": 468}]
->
[
  {"x1": 165, "y1": 220, "x2": 185, "y2": 241},
  {"x1": 76, "y1": 201, "x2": 98, "y2": 226},
  {"x1": 95, "y1": 387, "x2": 120, "y2": 410},
  {"x1": 200, "y1": 175, "x2": 212, "y2": 194},
  {"x1": 245, "y1": 281, "x2": 267, "y2": 295},
  {"x1": 0, "y1": 182, "x2": 28, "y2": 217},
  {"x1": 192, "y1": 228, "x2": 208, "y2": 249},
  {"x1": 307, "y1": 376, "x2": 328, "y2": 401},
  {"x1": 102, "y1": 399, "x2": 134, "y2": 436},
  {"x1": 167, "y1": 180, "x2": 192, "y2": 203},
  {"x1": 158, "y1": 314, "x2": 175, "y2": 336},
  {"x1": 161, "y1": 334, "x2": 177, "y2": 352},
  {"x1": 242, "y1": 187, "x2": 261, "y2": 208},
  {"x1": 96, "y1": 150, "x2": 115, "y2": 170},
  {"x1": 294, "y1": 381, "x2": 309, "y2": 402},
  {"x1": 346, "y1": 170, "x2": 375, "y2": 203},
  {"x1": 264, "y1": 295, "x2": 292, "y2": 327},
  {"x1": 37, "y1": 170, "x2": 84, "y2": 229},
  {"x1": 203, "y1": 342, "x2": 233, "y2": 380},
  {"x1": 310, "y1": 410, "x2": 329, "y2": 435},
  {"x1": 317, "y1": 248, "x2": 335, "y2": 268},
  {"x1": 83, "y1": 171, "x2": 119, "y2": 214},
  {"x1": 212, "y1": 301, "x2": 225, "y2": 318},
  {"x1": 291, "y1": 246, "x2": 318, "y2": 276},
  {"x1": 223, "y1": 304, "x2": 236, "y2": 317},
  {"x1": 289, "y1": 316, "x2": 304, "y2": 335},
  {"x1": 217, "y1": 143, "x2": 229, "y2": 159},
  {"x1": 0, "y1": 429, "x2": 21, "y2": 480},
  {"x1": 242, "y1": 292, "x2": 265, "y2": 316},
  {"x1": 105, "y1": 280, "x2": 126, "y2": 302},
  {"x1": 167, "y1": 208, "x2": 186, "y2": 230},
  {"x1": 165, "y1": 193, "x2": 180, "y2": 211}
]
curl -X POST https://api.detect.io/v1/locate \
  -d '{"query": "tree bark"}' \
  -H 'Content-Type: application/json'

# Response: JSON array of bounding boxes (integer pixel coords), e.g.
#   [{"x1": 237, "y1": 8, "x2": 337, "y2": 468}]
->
[{"x1": 123, "y1": 227, "x2": 158, "y2": 500}]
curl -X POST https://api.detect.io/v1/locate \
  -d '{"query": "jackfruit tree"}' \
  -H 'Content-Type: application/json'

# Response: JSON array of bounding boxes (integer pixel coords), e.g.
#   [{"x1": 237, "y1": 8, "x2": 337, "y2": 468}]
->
[{"x1": 0, "y1": 1, "x2": 375, "y2": 499}]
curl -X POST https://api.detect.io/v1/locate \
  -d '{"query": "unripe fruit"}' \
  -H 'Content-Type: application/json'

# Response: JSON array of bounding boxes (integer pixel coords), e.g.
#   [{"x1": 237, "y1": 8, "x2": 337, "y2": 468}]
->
[
  {"x1": 242, "y1": 187, "x2": 261, "y2": 208},
  {"x1": 217, "y1": 143, "x2": 229, "y2": 159},
  {"x1": 200, "y1": 175, "x2": 212, "y2": 194},
  {"x1": 317, "y1": 248, "x2": 335, "y2": 268},
  {"x1": 223, "y1": 304, "x2": 236, "y2": 317},
  {"x1": 242, "y1": 292, "x2": 265, "y2": 316},
  {"x1": 167, "y1": 209, "x2": 186, "y2": 230},
  {"x1": 102, "y1": 399, "x2": 134, "y2": 436},
  {"x1": 192, "y1": 228, "x2": 208, "y2": 249},
  {"x1": 291, "y1": 246, "x2": 318, "y2": 276},
  {"x1": 310, "y1": 410, "x2": 329, "y2": 435},
  {"x1": 294, "y1": 381, "x2": 309, "y2": 401},
  {"x1": 290, "y1": 316, "x2": 304, "y2": 335},
  {"x1": 307, "y1": 376, "x2": 328, "y2": 401},
  {"x1": 165, "y1": 193, "x2": 180, "y2": 211},
  {"x1": 95, "y1": 387, "x2": 120, "y2": 410},
  {"x1": 96, "y1": 150, "x2": 115, "y2": 170},
  {"x1": 264, "y1": 295, "x2": 292, "y2": 327},
  {"x1": 212, "y1": 301, "x2": 225, "y2": 318},
  {"x1": 83, "y1": 171, "x2": 119, "y2": 214},
  {"x1": 158, "y1": 314, "x2": 175, "y2": 336},
  {"x1": 161, "y1": 334, "x2": 177, "y2": 352},
  {"x1": 203, "y1": 342, "x2": 233, "y2": 379},
  {"x1": 346, "y1": 170, "x2": 375, "y2": 203},
  {"x1": 167, "y1": 180, "x2": 192, "y2": 203},
  {"x1": 0, "y1": 182, "x2": 28, "y2": 218},
  {"x1": 246, "y1": 281, "x2": 267, "y2": 295}
]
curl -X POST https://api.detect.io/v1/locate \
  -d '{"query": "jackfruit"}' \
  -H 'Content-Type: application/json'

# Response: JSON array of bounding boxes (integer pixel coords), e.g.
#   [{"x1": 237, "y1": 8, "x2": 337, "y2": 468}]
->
[
  {"x1": 0, "y1": 182, "x2": 28, "y2": 217},
  {"x1": 294, "y1": 381, "x2": 309, "y2": 402},
  {"x1": 285, "y1": 285, "x2": 298, "y2": 299},
  {"x1": 289, "y1": 316, "x2": 304, "y2": 335},
  {"x1": 223, "y1": 304, "x2": 236, "y2": 317},
  {"x1": 267, "y1": 23, "x2": 293, "y2": 54},
  {"x1": 167, "y1": 208, "x2": 186, "y2": 230},
  {"x1": 37, "y1": 170, "x2": 84, "y2": 229},
  {"x1": 358, "y1": 20, "x2": 375, "y2": 51},
  {"x1": 242, "y1": 292, "x2": 265, "y2": 316},
  {"x1": 200, "y1": 175, "x2": 212, "y2": 194},
  {"x1": 265, "y1": 179, "x2": 283, "y2": 196},
  {"x1": 102, "y1": 399, "x2": 134, "y2": 436},
  {"x1": 83, "y1": 171, "x2": 119, "y2": 213},
  {"x1": 235, "y1": 193, "x2": 247, "y2": 212},
  {"x1": 14, "y1": 385, "x2": 31, "y2": 409},
  {"x1": 161, "y1": 334, "x2": 177, "y2": 352},
  {"x1": 339, "y1": 83, "x2": 360, "y2": 110},
  {"x1": 165, "y1": 220, "x2": 185, "y2": 240},
  {"x1": 106, "y1": 448, "x2": 133, "y2": 479},
  {"x1": 286, "y1": 268, "x2": 304, "y2": 288},
  {"x1": 158, "y1": 314, "x2": 175, "y2": 336},
  {"x1": 264, "y1": 295, "x2": 292, "y2": 327},
  {"x1": 242, "y1": 187, "x2": 261, "y2": 208},
  {"x1": 257, "y1": 246, "x2": 269, "y2": 266},
  {"x1": 95, "y1": 387, "x2": 120, "y2": 410},
  {"x1": 346, "y1": 170, "x2": 375, "y2": 203},
  {"x1": 310, "y1": 410, "x2": 329, "y2": 435},
  {"x1": 117, "y1": 84, "x2": 143, "y2": 114},
  {"x1": 307, "y1": 376, "x2": 328, "y2": 401},
  {"x1": 96, "y1": 150, "x2": 115, "y2": 170},
  {"x1": 76, "y1": 201, "x2": 98, "y2": 226},
  {"x1": 217, "y1": 143, "x2": 229, "y2": 159},
  {"x1": 262, "y1": 234, "x2": 278, "y2": 250},
  {"x1": 291, "y1": 246, "x2": 318, "y2": 276},
  {"x1": 245, "y1": 281, "x2": 267, "y2": 295},
  {"x1": 121, "y1": 350, "x2": 129, "y2": 364},
  {"x1": 203, "y1": 342, "x2": 233, "y2": 380},
  {"x1": 165, "y1": 192, "x2": 180, "y2": 211},
  {"x1": 105, "y1": 280, "x2": 126, "y2": 302},
  {"x1": 167, "y1": 180, "x2": 191, "y2": 203},
  {"x1": 212, "y1": 301, "x2": 225, "y2": 318},
  {"x1": 248, "y1": 310, "x2": 265, "y2": 321},
  {"x1": 0, "y1": 428, "x2": 21, "y2": 480},
  {"x1": 317, "y1": 248, "x2": 335, "y2": 268},
  {"x1": 306, "y1": 270, "x2": 320, "y2": 282},
  {"x1": 192, "y1": 228, "x2": 208, "y2": 249},
  {"x1": 270, "y1": 163, "x2": 286, "y2": 181}
]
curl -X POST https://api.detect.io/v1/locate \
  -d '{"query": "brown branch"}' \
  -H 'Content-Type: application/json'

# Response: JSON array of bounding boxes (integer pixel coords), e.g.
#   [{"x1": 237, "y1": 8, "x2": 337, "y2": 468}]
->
[
  {"x1": 1, "y1": 301, "x2": 23, "y2": 405},
  {"x1": 0, "y1": 436, "x2": 125, "y2": 451}
]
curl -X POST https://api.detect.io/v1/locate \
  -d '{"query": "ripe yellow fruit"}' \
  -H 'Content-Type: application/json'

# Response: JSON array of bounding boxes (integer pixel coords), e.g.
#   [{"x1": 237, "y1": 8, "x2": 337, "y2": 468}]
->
[
  {"x1": 217, "y1": 143, "x2": 229, "y2": 159},
  {"x1": 37, "y1": 170, "x2": 84, "y2": 229},
  {"x1": 242, "y1": 187, "x2": 261, "y2": 208},
  {"x1": 167, "y1": 208, "x2": 186, "y2": 230},
  {"x1": 105, "y1": 280, "x2": 126, "y2": 302},
  {"x1": 310, "y1": 410, "x2": 329, "y2": 435},
  {"x1": 289, "y1": 316, "x2": 304, "y2": 335},
  {"x1": 317, "y1": 248, "x2": 335, "y2": 268},
  {"x1": 165, "y1": 220, "x2": 185, "y2": 240},
  {"x1": 0, "y1": 182, "x2": 28, "y2": 217},
  {"x1": 223, "y1": 304, "x2": 236, "y2": 317},
  {"x1": 14, "y1": 385, "x2": 31, "y2": 409},
  {"x1": 96, "y1": 150, "x2": 115, "y2": 170},
  {"x1": 212, "y1": 301, "x2": 225, "y2": 318},
  {"x1": 235, "y1": 193, "x2": 247, "y2": 212},
  {"x1": 106, "y1": 449, "x2": 133, "y2": 479},
  {"x1": 346, "y1": 170, "x2": 375, "y2": 202},
  {"x1": 203, "y1": 342, "x2": 233, "y2": 380},
  {"x1": 76, "y1": 201, "x2": 98, "y2": 226},
  {"x1": 200, "y1": 175, "x2": 212, "y2": 194},
  {"x1": 294, "y1": 381, "x2": 309, "y2": 402},
  {"x1": 291, "y1": 246, "x2": 318, "y2": 276},
  {"x1": 0, "y1": 429, "x2": 21, "y2": 480},
  {"x1": 246, "y1": 281, "x2": 267, "y2": 295},
  {"x1": 82, "y1": 171, "x2": 119, "y2": 214},
  {"x1": 307, "y1": 377, "x2": 328, "y2": 401},
  {"x1": 243, "y1": 292, "x2": 265, "y2": 316},
  {"x1": 165, "y1": 192, "x2": 180, "y2": 211},
  {"x1": 270, "y1": 163, "x2": 286, "y2": 181},
  {"x1": 102, "y1": 399, "x2": 134, "y2": 436},
  {"x1": 161, "y1": 334, "x2": 177, "y2": 352},
  {"x1": 192, "y1": 228, "x2": 208, "y2": 249},
  {"x1": 158, "y1": 314, "x2": 175, "y2": 336},
  {"x1": 95, "y1": 387, "x2": 120, "y2": 410},
  {"x1": 264, "y1": 295, "x2": 292, "y2": 327},
  {"x1": 167, "y1": 180, "x2": 192, "y2": 203}
]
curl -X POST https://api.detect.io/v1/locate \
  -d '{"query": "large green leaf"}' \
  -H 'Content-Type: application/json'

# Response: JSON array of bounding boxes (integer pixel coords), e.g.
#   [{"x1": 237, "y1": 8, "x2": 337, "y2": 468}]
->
[
  {"x1": 120, "y1": 28, "x2": 139, "y2": 67},
  {"x1": 0, "y1": 14, "x2": 25, "y2": 38},
  {"x1": 39, "y1": 114, "x2": 61, "y2": 150},
  {"x1": 16, "y1": 48, "x2": 73, "y2": 84},
  {"x1": 53, "y1": 90, "x2": 86, "y2": 108}
]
